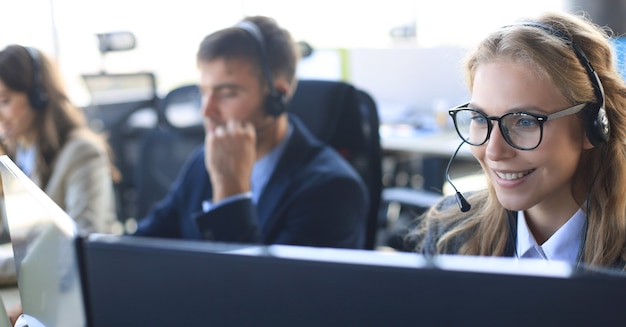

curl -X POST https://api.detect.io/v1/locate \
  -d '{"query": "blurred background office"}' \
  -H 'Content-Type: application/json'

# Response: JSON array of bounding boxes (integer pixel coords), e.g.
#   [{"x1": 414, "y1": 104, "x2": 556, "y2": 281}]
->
[
  {"x1": 5, "y1": 0, "x2": 626, "y2": 125},
  {"x1": 1, "y1": 0, "x2": 625, "y2": 248},
  {"x1": 2, "y1": 0, "x2": 624, "y2": 135},
  {"x1": 1, "y1": 0, "x2": 599, "y2": 104}
]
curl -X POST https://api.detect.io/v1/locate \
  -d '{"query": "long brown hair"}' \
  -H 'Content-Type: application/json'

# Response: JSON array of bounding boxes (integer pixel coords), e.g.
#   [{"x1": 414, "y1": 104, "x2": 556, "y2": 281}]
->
[{"x1": 0, "y1": 45, "x2": 119, "y2": 187}]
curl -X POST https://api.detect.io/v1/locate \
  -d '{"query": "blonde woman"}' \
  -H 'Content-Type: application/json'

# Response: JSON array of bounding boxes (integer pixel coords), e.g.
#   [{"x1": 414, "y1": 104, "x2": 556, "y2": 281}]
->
[{"x1": 408, "y1": 12, "x2": 626, "y2": 270}]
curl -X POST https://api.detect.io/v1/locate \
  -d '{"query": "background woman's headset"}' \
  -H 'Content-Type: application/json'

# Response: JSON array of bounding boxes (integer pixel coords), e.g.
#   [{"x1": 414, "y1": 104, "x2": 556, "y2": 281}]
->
[{"x1": 23, "y1": 46, "x2": 49, "y2": 111}]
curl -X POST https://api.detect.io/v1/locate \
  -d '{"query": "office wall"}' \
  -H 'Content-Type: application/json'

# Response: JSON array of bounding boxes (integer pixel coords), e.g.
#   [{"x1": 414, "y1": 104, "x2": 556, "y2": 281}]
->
[
  {"x1": 566, "y1": 0, "x2": 626, "y2": 35},
  {"x1": 348, "y1": 46, "x2": 470, "y2": 123}
]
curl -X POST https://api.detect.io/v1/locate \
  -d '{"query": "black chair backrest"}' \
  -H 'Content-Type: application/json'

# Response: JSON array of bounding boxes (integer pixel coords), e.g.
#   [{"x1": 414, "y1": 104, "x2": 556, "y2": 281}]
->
[
  {"x1": 81, "y1": 72, "x2": 160, "y2": 222},
  {"x1": 158, "y1": 84, "x2": 203, "y2": 130},
  {"x1": 289, "y1": 80, "x2": 382, "y2": 250},
  {"x1": 133, "y1": 84, "x2": 204, "y2": 219}
]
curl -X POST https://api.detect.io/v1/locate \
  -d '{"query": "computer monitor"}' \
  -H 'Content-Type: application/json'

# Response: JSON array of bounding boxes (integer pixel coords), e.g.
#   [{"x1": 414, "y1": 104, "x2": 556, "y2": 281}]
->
[
  {"x1": 1, "y1": 155, "x2": 625, "y2": 326},
  {"x1": 77, "y1": 234, "x2": 626, "y2": 326},
  {"x1": 0, "y1": 155, "x2": 86, "y2": 326}
]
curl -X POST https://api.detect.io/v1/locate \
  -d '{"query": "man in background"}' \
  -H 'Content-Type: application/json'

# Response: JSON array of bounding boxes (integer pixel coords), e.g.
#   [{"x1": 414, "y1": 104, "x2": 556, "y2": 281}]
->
[{"x1": 134, "y1": 16, "x2": 368, "y2": 248}]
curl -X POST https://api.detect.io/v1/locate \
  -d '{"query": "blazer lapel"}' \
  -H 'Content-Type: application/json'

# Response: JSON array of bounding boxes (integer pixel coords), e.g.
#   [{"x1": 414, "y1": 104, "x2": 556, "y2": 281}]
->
[
  {"x1": 256, "y1": 116, "x2": 322, "y2": 240},
  {"x1": 505, "y1": 210, "x2": 518, "y2": 257}
]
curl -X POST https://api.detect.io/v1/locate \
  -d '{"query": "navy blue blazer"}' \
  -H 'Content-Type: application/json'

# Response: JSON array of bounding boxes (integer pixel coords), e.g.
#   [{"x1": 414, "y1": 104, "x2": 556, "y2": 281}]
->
[{"x1": 134, "y1": 115, "x2": 369, "y2": 249}]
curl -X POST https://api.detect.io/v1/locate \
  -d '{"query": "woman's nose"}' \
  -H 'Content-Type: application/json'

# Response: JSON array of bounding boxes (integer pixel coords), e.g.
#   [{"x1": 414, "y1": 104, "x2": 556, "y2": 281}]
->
[{"x1": 485, "y1": 124, "x2": 516, "y2": 160}]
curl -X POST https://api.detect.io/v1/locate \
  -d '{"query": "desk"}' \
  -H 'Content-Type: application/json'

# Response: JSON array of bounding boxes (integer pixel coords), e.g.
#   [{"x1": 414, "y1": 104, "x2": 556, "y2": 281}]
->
[
  {"x1": 380, "y1": 125, "x2": 476, "y2": 193},
  {"x1": 380, "y1": 125, "x2": 473, "y2": 158}
]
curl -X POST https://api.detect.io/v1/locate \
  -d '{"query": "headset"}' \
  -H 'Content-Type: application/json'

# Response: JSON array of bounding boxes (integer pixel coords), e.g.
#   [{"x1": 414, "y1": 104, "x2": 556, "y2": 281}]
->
[
  {"x1": 511, "y1": 22, "x2": 610, "y2": 146},
  {"x1": 449, "y1": 21, "x2": 611, "y2": 213},
  {"x1": 235, "y1": 20, "x2": 287, "y2": 117},
  {"x1": 23, "y1": 46, "x2": 49, "y2": 111}
]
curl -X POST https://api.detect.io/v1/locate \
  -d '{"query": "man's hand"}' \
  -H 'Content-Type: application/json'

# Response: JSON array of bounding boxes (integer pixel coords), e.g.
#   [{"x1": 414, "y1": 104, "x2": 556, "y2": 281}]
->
[{"x1": 205, "y1": 120, "x2": 256, "y2": 202}]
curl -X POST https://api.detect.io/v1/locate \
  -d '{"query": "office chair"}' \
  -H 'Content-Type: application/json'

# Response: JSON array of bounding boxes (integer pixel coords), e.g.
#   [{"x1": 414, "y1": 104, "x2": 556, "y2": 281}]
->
[
  {"x1": 81, "y1": 72, "x2": 160, "y2": 223},
  {"x1": 289, "y1": 80, "x2": 382, "y2": 250},
  {"x1": 133, "y1": 85, "x2": 204, "y2": 219}
]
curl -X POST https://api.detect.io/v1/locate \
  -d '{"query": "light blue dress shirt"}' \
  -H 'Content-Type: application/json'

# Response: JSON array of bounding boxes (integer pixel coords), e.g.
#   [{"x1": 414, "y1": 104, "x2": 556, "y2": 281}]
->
[{"x1": 15, "y1": 144, "x2": 36, "y2": 177}]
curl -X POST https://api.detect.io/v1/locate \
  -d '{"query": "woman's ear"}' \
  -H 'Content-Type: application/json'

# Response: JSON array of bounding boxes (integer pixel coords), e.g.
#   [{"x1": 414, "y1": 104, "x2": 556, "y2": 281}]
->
[{"x1": 582, "y1": 131, "x2": 595, "y2": 150}]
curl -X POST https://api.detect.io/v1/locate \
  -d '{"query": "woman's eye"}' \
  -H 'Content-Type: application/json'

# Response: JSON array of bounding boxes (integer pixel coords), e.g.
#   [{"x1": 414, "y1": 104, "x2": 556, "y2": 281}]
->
[
  {"x1": 515, "y1": 116, "x2": 538, "y2": 128},
  {"x1": 471, "y1": 114, "x2": 488, "y2": 125}
]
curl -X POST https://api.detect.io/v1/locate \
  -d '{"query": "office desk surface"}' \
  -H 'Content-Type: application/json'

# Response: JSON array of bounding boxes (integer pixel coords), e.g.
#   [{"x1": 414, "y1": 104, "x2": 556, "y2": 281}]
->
[{"x1": 380, "y1": 125, "x2": 473, "y2": 159}]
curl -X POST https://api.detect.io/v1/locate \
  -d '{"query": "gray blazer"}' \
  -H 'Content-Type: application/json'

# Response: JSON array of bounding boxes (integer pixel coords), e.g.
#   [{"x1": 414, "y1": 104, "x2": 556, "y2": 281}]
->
[
  {"x1": 0, "y1": 128, "x2": 117, "y2": 284},
  {"x1": 34, "y1": 128, "x2": 117, "y2": 234}
]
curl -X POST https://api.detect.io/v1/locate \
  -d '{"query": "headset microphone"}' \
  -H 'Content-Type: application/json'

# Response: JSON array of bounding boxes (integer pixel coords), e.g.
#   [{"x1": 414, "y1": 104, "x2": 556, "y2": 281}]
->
[{"x1": 446, "y1": 141, "x2": 471, "y2": 212}]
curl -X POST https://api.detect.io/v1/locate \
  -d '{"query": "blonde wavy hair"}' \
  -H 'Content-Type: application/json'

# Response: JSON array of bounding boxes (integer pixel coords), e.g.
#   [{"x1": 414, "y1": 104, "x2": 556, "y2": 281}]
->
[{"x1": 408, "y1": 11, "x2": 626, "y2": 269}]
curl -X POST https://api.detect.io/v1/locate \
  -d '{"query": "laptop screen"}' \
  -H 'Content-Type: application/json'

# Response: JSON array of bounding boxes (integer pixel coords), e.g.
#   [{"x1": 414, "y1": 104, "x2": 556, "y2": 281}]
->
[{"x1": 0, "y1": 155, "x2": 86, "y2": 327}]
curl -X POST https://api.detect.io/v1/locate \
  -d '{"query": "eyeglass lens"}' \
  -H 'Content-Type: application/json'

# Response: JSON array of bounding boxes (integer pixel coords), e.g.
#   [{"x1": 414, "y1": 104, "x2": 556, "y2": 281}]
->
[{"x1": 453, "y1": 110, "x2": 542, "y2": 150}]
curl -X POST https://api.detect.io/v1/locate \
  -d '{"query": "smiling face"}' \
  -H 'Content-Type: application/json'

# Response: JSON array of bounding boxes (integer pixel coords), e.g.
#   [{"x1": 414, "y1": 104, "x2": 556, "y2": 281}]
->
[
  {"x1": 469, "y1": 60, "x2": 592, "y2": 216},
  {"x1": 0, "y1": 79, "x2": 36, "y2": 143}
]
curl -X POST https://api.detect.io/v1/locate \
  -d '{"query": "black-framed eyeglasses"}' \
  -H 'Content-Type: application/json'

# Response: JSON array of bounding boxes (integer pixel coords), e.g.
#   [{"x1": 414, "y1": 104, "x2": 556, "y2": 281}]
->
[{"x1": 448, "y1": 103, "x2": 587, "y2": 150}]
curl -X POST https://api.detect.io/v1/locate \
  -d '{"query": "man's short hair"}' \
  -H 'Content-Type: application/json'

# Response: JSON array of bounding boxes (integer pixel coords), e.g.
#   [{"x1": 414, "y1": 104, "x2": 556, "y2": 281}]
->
[{"x1": 197, "y1": 16, "x2": 298, "y2": 85}]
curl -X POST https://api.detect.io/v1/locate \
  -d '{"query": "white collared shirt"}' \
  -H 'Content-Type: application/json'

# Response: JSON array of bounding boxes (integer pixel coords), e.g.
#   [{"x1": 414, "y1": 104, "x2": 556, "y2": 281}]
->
[{"x1": 516, "y1": 208, "x2": 586, "y2": 265}]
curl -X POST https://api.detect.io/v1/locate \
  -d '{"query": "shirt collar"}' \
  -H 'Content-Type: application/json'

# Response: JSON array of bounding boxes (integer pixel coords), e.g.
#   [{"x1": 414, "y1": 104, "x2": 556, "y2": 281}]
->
[
  {"x1": 250, "y1": 123, "x2": 293, "y2": 203},
  {"x1": 15, "y1": 143, "x2": 36, "y2": 177},
  {"x1": 516, "y1": 208, "x2": 586, "y2": 264}
]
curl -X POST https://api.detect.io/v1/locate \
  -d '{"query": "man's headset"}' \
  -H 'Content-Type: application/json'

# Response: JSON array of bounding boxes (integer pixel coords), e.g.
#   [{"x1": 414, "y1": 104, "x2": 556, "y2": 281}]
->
[
  {"x1": 448, "y1": 21, "x2": 610, "y2": 213},
  {"x1": 23, "y1": 46, "x2": 49, "y2": 111},
  {"x1": 235, "y1": 20, "x2": 287, "y2": 118}
]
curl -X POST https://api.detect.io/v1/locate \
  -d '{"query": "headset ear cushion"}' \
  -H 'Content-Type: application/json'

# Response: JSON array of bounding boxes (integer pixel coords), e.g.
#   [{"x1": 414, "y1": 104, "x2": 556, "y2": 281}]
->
[
  {"x1": 265, "y1": 91, "x2": 287, "y2": 117},
  {"x1": 583, "y1": 103, "x2": 610, "y2": 146},
  {"x1": 24, "y1": 47, "x2": 48, "y2": 111},
  {"x1": 29, "y1": 90, "x2": 48, "y2": 111}
]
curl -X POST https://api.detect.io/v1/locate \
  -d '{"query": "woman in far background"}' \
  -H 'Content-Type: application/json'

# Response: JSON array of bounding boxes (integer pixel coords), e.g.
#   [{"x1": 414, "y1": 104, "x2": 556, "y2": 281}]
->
[{"x1": 0, "y1": 44, "x2": 119, "y2": 235}]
